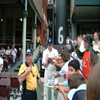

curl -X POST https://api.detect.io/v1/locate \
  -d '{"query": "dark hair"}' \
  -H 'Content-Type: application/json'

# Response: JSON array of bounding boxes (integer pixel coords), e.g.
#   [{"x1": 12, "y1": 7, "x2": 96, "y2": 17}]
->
[
  {"x1": 68, "y1": 59, "x2": 80, "y2": 71},
  {"x1": 94, "y1": 32, "x2": 99, "y2": 37},
  {"x1": 68, "y1": 74, "x2": 86, "y2": 89},
  {"x1": 61, "y1": 50, "x2": 70, "y2": 62},
  {"x1": 70, "y1": 44, "x2": 74, "y2": 53}
]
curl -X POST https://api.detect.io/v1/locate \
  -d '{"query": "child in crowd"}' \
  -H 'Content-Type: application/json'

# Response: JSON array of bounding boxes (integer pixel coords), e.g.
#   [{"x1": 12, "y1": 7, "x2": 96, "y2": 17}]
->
[
  {"x1": 57, "y1": 59, "x2": 82, "y2": 86},
  {"x1": 54, "y1": 50, "x2": 73, "y2": 78},
  {"x1": 50, "y1": 50, "x2": 72, "y2": 100},
  {"x1": 54, "y1": 74, "x2": 86, "y2": 100}
]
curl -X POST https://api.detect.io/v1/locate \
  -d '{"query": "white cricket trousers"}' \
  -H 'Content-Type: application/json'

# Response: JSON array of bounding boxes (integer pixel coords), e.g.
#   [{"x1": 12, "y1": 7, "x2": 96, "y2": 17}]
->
[
  {"x1": 12, "y1": 54, "x2": 16, "y2": 62},
  {"x1": 44, "y1": 69, "x2": 56, "y2": 100}
]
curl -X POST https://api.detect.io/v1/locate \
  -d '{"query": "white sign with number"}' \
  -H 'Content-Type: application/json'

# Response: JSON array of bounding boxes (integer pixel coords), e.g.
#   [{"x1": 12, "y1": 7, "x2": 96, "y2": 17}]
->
[{"x1": 58, "y1": 27, "x2": 64, "y2": 44}]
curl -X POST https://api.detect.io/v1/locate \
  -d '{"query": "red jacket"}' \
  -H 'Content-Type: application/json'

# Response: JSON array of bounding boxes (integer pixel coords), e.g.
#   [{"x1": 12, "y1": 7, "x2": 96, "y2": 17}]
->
[{"x1": 82, "y1": 51, "x2": 93, "y2": 81}]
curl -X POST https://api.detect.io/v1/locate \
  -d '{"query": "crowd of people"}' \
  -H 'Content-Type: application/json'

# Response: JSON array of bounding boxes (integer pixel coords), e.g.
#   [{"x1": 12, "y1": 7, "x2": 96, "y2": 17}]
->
[
  {"x1": 0, "y1": 44, "x2": 22, "y2": 74},
  {"x1": 42, "y1": 32, "x2": 100, "y2": 100},
  {"x1": 17, "y1": 32, "x2": 100, "y2": 100}
]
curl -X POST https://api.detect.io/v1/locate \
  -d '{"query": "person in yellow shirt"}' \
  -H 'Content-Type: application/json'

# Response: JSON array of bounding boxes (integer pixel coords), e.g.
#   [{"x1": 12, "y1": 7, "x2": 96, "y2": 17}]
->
[
  {"x1": 18, "y1": 49, "x2": 44, "y2": 100},
  {"x1": 36, "y1": 33, "x2": 41, "y2": 47}
]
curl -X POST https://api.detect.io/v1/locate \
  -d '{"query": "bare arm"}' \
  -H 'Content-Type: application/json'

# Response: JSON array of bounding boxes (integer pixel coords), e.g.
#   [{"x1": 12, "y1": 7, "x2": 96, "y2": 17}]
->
[
  {"x1": 0, "y1": 64, "x2": 2, "y2": 68},
  {"x1": 63, "y1": 87, "x2": 70, "y2": 93},
  {"x1": 43, "y1": 61, "x2": 48, "y2": 67},
  {"x1": 54, "y1": 62, "x2": 64, "y2": 68},
  {"x1": 56, "y1": 82, "x2": 64, "y2": 86},
  {"x1": 37, "y1": 78, "x2": 44, "y2": 100},
  {"x1": 54, "y1": 86, "x2": 67, "y2": 100},
  {"x1": 59, "y1": 88, "x2": 68, "y2": 100},
  {"x1": 54, "y1": 72, "x2": 61, "y2": 78},
  {"x1": 43, "y1": 57, "x2": 49, "y2": 67},
  {"x1": 50, "y1": 57, "x2": 61, "y2": 60}
]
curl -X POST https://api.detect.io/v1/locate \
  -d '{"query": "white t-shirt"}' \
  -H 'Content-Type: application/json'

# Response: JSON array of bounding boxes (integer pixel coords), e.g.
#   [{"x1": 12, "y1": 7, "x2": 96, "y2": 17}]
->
[
  {"x1": 0, "y1": 49, "x2": 5, "y2": 56},
  {"x1": 5, "y1": 50, "x2": 11, "y2": 55},
  {"x1": 59, "y1": 57, "x2": 73, "y2": 76},
  {"x1": 42, "y1": 48, "x2": 58, "y2": 71},
  {"x1": 71, "y1": 52, "x2": 79, "y2": 60},
  {"x1": 0, "y1": 57, "x2": 3, "y2": 68},
  {"x1": 93, "y1": 41, "x2": 100, "y2": 50},
  {"x1": 79, "y1": 41, "x2": 86, "y2": 52},
  {"x1": 11, "y1": 48, "x2": 17, "y2": 56}
]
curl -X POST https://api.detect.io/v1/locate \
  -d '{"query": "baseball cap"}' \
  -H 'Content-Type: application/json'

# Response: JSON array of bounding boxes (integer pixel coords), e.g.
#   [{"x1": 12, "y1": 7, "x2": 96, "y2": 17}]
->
[
  {"x1": 26, "y1": 49, "x2": 33, "y2": 55},
  {"x1": 48, "y1": 38, "x2": 53, "y2": 45}
]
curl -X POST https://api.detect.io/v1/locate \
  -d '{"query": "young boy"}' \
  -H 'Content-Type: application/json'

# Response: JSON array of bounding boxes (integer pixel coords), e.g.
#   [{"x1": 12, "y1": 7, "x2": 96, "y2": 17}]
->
[
  {"x1": 55, "y1": 74, "x2": 86, "y2": 100},
  {"x1": 57, "y1": 59, "x2": 82, "y2": 86}
]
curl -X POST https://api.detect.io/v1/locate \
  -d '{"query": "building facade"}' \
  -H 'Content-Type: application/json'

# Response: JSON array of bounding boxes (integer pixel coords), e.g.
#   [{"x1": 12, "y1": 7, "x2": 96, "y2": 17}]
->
[
  {"x1": 70, "y1": 0, "x2": 100, "y2": 40},
  {"x1": 0, "y1": 0, "x2": 47, "y2": 47}
]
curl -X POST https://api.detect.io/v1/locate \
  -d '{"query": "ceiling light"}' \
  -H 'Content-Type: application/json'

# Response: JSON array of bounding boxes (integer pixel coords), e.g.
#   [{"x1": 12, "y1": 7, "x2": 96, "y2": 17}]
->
[
  {"x1": 20, "y1": 18, "x2": 23, "y2": 22},
  {"x1": 1, "y1": 19, "x2": 3, "y2": 21}
]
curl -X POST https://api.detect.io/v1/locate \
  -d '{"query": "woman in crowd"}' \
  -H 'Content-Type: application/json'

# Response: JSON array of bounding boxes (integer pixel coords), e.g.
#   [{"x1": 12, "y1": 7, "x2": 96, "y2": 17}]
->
[{"x1": 5, "y1": 46, "x2": 11, "y2": 55}]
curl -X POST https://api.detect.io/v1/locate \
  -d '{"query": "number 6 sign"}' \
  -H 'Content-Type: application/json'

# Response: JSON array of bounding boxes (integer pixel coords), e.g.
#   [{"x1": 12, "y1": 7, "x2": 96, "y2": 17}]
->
[{"x1": 58, "y1": 27, "x2": 64, "y2": 44}]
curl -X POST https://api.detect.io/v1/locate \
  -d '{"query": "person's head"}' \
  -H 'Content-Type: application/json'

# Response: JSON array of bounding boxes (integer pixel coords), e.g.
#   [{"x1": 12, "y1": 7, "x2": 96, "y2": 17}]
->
[
  {"x1": 12, "y1": 44, "x2": 14, "y2": 49},
  {"x1": 64, "y1": 44, "x2": 74, "y2": 54},
  {"x1": 83, "y1": 34, "x2": 86, "y2": 37},
  {"x1": 69, "y1": 36, "x2": 71, "y2": 40},
  {"x1": 47, "y1": 38, "x2": 53, "y2": 51},
  {"x1": 68, "y1": 73, "x2": 86, "y2": 89},
  {"x1": 68, "y1": 60, "x2": 80, "y2": 76},
  {"x1": 37, "y1": 33, "x2": 39, "y2": 37},
  {"x1": 66, "y1": 36, "x2": 70, "y2": 44},
  {"x1": 94, "y1": 32, "x2": 99, "y2": 40},
  {"x1": 77, "y1": 35, "x2": 83, "y2": 46},
  {"x1": 62, "y1": 44, "x2": 72, "y2": 53},
  {"x1": 61, "y1": 50, "x2": 70, "y2": 62},
  {"x1": 7, "y1": 46, "x2": 10, "y2": 50},
  {"x1": 70, "y1": 44, "x2": 74, "y2": 53},
  {"x1": 86, "y1": 61, "x2": 100, "y2": 100},
  {"x1": 26, "y1": 49, "x2": 33, "y2": 64},
  {"x1": 83, "y1": 34, "x2": 93, "y2": 49},
  {"x1": 1, "y1": 47, "x2": 4, "y2": 50},
  {"x1": 67, "y1": 36, "x2": 70, "y2": 39}
]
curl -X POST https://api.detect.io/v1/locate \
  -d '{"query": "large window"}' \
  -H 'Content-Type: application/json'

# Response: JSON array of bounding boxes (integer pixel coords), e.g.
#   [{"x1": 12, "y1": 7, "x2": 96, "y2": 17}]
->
[
  {"x1": 6, "y1": 18, "x2": 13, "y2": 43},
  {"x1": 27, "y1": 18, "x2": 32, "y2": 40},
  {"x1": 0, "y1": 21, "x2": 2, "y2": 42},
  {"x1": 77, "y1": 22, "x2": 100, "y2": 36},
  {"x1": 15, "y1": 18, "x2": 23, "y2": 43}
]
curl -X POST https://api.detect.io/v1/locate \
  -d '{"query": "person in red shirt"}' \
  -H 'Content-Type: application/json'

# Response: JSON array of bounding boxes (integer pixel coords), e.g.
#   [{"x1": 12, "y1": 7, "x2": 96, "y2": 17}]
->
[{"x1": 75, "y1": 34, "x2": 99, "y2": 81}]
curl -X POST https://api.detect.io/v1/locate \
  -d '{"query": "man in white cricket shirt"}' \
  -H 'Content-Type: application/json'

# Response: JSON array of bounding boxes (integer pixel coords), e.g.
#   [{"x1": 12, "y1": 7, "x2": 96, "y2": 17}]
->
[{"x1": 42, "y1": 38, "x2": 59, "y2": 100}]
